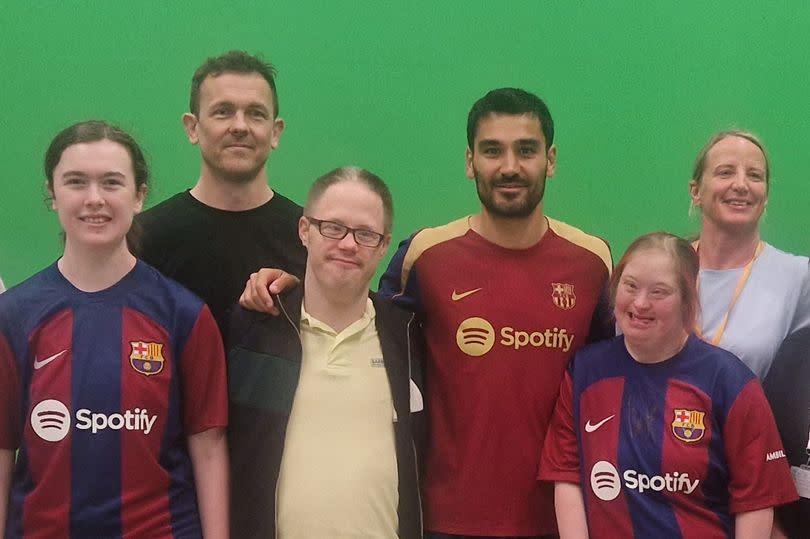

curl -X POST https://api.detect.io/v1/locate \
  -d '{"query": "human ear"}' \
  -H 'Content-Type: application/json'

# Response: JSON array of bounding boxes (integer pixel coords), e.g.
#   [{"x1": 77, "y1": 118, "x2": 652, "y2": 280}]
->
[
  {"x1": 182, "y1": 113, "x2": 200, "y2": 145},
  {"x1": 298, "y1": 216, "x2": 309, "y2": 248}
]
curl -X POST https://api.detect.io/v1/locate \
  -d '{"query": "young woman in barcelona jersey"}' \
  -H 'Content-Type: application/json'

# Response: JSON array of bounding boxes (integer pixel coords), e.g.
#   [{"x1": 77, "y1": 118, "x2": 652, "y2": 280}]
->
[
  {"x1": 0, "y1": 121, "x2": 228, "y2": 538},
  {"x1": 539, "y1": 232, "x2": 797, "y2": 539}
]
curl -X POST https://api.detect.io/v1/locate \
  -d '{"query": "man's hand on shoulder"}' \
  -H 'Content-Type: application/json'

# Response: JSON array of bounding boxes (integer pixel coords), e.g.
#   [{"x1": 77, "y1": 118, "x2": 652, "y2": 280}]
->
[{"x1": 239, "y1": 268, "x2": 300, "y2": 315}]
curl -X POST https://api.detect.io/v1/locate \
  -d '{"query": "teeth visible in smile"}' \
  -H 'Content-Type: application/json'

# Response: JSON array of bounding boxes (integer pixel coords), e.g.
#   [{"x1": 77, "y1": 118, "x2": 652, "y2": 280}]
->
[{"x1": 82, "y1": 217, "x2": 109, "y2": 223}]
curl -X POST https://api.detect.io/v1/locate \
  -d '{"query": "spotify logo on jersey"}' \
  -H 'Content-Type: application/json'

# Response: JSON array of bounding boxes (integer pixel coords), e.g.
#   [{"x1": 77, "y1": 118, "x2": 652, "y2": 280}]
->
[
  {"x1": 30, "y1": 399, "x2": 71, "y2": 442},
  {"x1": 456, "y1": 317, "x2": 496, "y2": 356},
  {"x1": 590, "y1": 460, "x2": 621, "y2": 501},
  {"x1": 29, "y1": 399, "x2": 158, "y2": 442},
  {"x1": 456, "y1": 316, "x2": 576, "y2": 357}
]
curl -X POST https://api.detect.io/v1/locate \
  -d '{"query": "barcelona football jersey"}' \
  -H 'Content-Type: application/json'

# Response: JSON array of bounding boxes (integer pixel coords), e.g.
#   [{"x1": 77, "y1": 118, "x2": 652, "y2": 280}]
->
[
  {"x1": 0, "y1": 261, "x2": 227, "y2": 538},
  {"x1": 540, "y1": 334, "x2": 797, "y2": 538}
]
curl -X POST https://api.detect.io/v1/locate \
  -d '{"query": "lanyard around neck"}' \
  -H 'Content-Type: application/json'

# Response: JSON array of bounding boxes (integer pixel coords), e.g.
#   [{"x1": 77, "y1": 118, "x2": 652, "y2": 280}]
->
[{"x1": 694, "y1": 240, "x2": 765, "y2": 346}]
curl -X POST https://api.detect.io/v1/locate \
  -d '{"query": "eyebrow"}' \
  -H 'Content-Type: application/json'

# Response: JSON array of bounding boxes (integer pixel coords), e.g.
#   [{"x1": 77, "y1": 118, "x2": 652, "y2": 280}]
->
[
  {"x1": 477, "y1": 138, "x2": 542, "y2": 148},
  {"x1": 207, "y1": 99, "x2": 269, "y2": 110},
  {"x1": 61, "y1": 170, "x2": 126, "y2": 178}
]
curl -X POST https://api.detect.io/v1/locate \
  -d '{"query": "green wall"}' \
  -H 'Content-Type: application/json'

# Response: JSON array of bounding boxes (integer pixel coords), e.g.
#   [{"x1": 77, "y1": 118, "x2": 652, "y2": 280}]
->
[{"x1": 2, "y1": 1, "x2": 809, "y2": 287}]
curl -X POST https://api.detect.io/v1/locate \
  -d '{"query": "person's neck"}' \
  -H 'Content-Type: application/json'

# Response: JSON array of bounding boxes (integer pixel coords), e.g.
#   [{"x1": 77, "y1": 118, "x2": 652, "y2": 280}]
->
[
  {"x1": 302, "y1": 279, "x2": 369, "y2": 333},
  {"x1": 697, "y1": 222, "x2": 761, "y2": 270},
  {"x1": 470, "y1": 205, "x2": 548, "y2": 249},
  {"x1": 58, "y1": 242, "x2": 136, "y2": 292},
  {"x1": 190, "y1": 169, "x2": 274, "y2": 211},
  {"x1": 625, "y1": 332, "x2": 689, "y2": 365}
]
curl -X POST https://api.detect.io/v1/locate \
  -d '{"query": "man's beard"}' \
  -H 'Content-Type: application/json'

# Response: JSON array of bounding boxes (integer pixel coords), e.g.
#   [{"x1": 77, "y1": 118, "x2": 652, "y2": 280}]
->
[{"x1": 475, "y1": 172, "x2": 546, "y2": 219}]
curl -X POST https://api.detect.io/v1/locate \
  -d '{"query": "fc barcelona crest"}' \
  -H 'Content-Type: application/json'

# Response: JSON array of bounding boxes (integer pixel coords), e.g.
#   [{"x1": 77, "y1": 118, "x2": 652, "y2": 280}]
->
[
  {"x1": 130, "y1": 341, "x2": 165, "y2": 376},
  {"x1": 552, "y1": 283, "x2": 576, "y2": 310},
  {"x1": 671, "y1": 409, "x2": 706, "y2": 443}
]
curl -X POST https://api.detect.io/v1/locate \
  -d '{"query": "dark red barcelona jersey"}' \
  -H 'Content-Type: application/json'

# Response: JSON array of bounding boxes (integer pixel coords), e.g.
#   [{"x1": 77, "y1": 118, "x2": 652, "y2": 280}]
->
[{"x1": 379, "y1": 216, "x2": 613, "y2": 536}]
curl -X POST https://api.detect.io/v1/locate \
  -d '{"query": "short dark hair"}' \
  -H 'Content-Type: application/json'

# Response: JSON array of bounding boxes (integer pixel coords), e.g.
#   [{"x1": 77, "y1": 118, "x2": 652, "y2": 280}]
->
[
  {"x1": 304, "y1": 166, "x2": 394, "y2": 233},
  {"x1": 44, "y1": 120, "x2": 149, "y2": 254},
  {"x1": 189, "y1": 50, "x2": 279, "y2": 116},
  {"x1": 610, "y1": 232, "x2": 700, "y2": 332},
  {"x1": 466, "y1": 88, "x2": 554, "y2": 150}
]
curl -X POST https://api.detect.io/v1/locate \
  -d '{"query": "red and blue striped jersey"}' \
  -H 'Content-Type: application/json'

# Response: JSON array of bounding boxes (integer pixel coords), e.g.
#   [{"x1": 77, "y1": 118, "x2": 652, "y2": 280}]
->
[
  {"x1": 540, "y1": 334, "x2": 797, "y2": 538},
  {"x1": 0, "y1": 261, "x2": 227, "y2": 539}
]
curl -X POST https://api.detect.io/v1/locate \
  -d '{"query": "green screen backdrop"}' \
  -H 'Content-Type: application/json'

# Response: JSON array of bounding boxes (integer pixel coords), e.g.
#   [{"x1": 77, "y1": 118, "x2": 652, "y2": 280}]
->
[{"x1": 2, "y1": 1, "x2": 809, "y2": 288}]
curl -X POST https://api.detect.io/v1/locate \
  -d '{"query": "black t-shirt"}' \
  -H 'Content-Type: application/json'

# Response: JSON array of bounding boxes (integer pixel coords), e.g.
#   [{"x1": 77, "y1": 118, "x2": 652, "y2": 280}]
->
[
  {"x1": 137, "y1": 190, "x2": 307, "y2": 334},
  {"x1": 763, "y1": 326, "x2": 810, "y2": 539}
]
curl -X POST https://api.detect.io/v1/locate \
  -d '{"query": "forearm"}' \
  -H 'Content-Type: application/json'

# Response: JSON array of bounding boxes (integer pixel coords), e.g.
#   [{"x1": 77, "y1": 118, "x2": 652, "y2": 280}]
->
[
  {"x1": 555, "y1": 481, "x2": 589, "y2": 539},
  {"x1": 735, "y1": 508, "x2": 773, "y2": 539},
  {"x1": 770, "y1": 514, "x2": 788, "y2": 539},
  {"x1": 0, "y1": 449, "x2": 14, "y2": 538},
  {"x1": 188, "y1": 428, "x2": 229, "y2": 539}
]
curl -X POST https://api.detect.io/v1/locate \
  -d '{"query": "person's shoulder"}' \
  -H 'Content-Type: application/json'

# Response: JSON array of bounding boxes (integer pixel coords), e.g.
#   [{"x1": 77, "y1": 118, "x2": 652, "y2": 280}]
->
[
  {"x1": 229, "y1": 286, "x2": 303, "y2": 350},
  {"x1": 0, "y1": 264, "x2": 64, "y2": 331},
  {"x1": 684, "y1": 337, "x2": 759, "y2": 396},
  {"x1": 371, "y1": 291, "x2": 415, "y2": 324},
  {"x1": 138, "y1": 191, "x2": 193, "y2": 222},
  {"x1": 132, "y1": 261, "x2": 207, "y2": 311},
  {"x1": 761, "y1": 242, "x2": 809, "y2": 271},
  {"x1": 250, "y1": 191, "x2": 303, "y2": 232},
  {"x1": 267, "y1": 190, "x2": 303, "y2": 212},
  {"x1": 403, "y1": 216, "x2": 471, "y2": 257},
  {"x1": 572, "y1": 335, "x2": 623, "y2": 365},
  {"x1": 764, "y1": 327, "x2": 810, "y2": 386},
  {"x1": 547, "y1": 217, "x2": 612, "y2": 272}
]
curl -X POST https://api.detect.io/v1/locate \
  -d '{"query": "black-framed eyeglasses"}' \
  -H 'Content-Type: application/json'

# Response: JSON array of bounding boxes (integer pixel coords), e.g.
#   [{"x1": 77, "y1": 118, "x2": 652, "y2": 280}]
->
[{"x1": 305, "y1": 216, "x2": 386, "y2": 248}]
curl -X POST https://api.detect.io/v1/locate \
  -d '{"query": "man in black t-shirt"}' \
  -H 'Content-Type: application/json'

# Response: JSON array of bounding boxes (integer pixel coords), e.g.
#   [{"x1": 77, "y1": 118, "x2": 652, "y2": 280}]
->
[{"x1": 138, "y1": 50, "x2": 305, "y2": 333}]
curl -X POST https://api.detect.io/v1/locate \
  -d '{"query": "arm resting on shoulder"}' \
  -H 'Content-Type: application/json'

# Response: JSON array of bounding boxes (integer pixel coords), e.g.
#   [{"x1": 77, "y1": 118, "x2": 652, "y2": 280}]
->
[
  {"x1": 0, "y1": 449, "x2": 14, "y2": 538},
  {"x1": 555, "y1": 481, "x2": 589, "y2": 539},
  {"x1": 188, "y1": 427, "x2": 229, "y2": 539},
  {"x1": 735, "y1": 508, "x2": 773, "y2": 539},
  {"x1": 239, "y1": 268, "x2": 300, "y2": 314}
]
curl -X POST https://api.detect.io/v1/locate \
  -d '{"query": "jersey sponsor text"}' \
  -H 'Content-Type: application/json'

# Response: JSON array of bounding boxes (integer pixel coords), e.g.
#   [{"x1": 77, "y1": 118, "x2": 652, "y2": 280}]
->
[
  {"x1": 30, "y1": 399, "x2": 158, "y2": 440},
  {"x1": 765, "y1": 450, "x2": 786, "y2": 461},
  {"x1": 590, "y1": 460, "x2": 700, "y2": 501},
  {"x1": 500, "y1": 326, "x2": 573, "y2": 352},
  {"x1": 76, "y1": 408, "x2": 157, "y2": 435}
]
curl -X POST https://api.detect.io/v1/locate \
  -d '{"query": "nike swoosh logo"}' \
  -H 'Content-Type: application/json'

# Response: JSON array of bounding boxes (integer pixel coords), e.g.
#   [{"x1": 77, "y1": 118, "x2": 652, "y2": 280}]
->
[
  {"x1": 451, "y1": 288, "x2": 482, "y2": 301},
  {"x1": 585, "y1": 414, "x2": 615, "y2": 433},
  {"x1": 33, "y1": 349, "x2": 68, "y2": 370}
]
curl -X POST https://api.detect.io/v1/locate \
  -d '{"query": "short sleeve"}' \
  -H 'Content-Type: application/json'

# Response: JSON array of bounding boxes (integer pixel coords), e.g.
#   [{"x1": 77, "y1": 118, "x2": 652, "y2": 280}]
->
[
  {"x1": 0, "y1": 332, "x2": 21, "y2": 449},
  {"x1": 538, "y1": 369, "x2": 580, "y2": 483},
  {"x1": 179, "y1": 305, "x2": 228, "y2": 434},
  {"x1": 378, "y1": 234, "x2": 423, "y2": 315},
  {"x1": 587, "y1": 280, "x2": 616, "y2": 343},
  {"x1": 724, "y1": 379, "x2": 798, "y2": 513},
  {"x1": 789, "y1": 261, "x2": 810, "y2": 333}
]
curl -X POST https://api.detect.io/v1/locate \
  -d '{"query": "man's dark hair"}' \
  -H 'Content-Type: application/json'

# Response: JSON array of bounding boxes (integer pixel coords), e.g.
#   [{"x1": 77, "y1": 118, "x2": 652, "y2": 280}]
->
[
  {"x1": 189, "y1": 50, "x2": 279, "y2": 116},
  {"x1": 466, "y1": 88, "x2": 554, "y2": 150}
]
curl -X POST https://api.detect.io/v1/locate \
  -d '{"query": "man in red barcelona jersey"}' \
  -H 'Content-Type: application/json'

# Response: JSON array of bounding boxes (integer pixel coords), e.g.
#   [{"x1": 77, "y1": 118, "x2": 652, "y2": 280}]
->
[{"x1": 378, "y1": 88, "x2": 614, "y2": 538}]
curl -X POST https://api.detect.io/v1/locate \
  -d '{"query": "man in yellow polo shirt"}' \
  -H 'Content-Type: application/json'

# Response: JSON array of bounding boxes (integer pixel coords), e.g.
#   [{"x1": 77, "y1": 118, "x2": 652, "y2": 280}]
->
[{"x1": 226, "y1": 166, "x2": 425, "y2": 538}]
